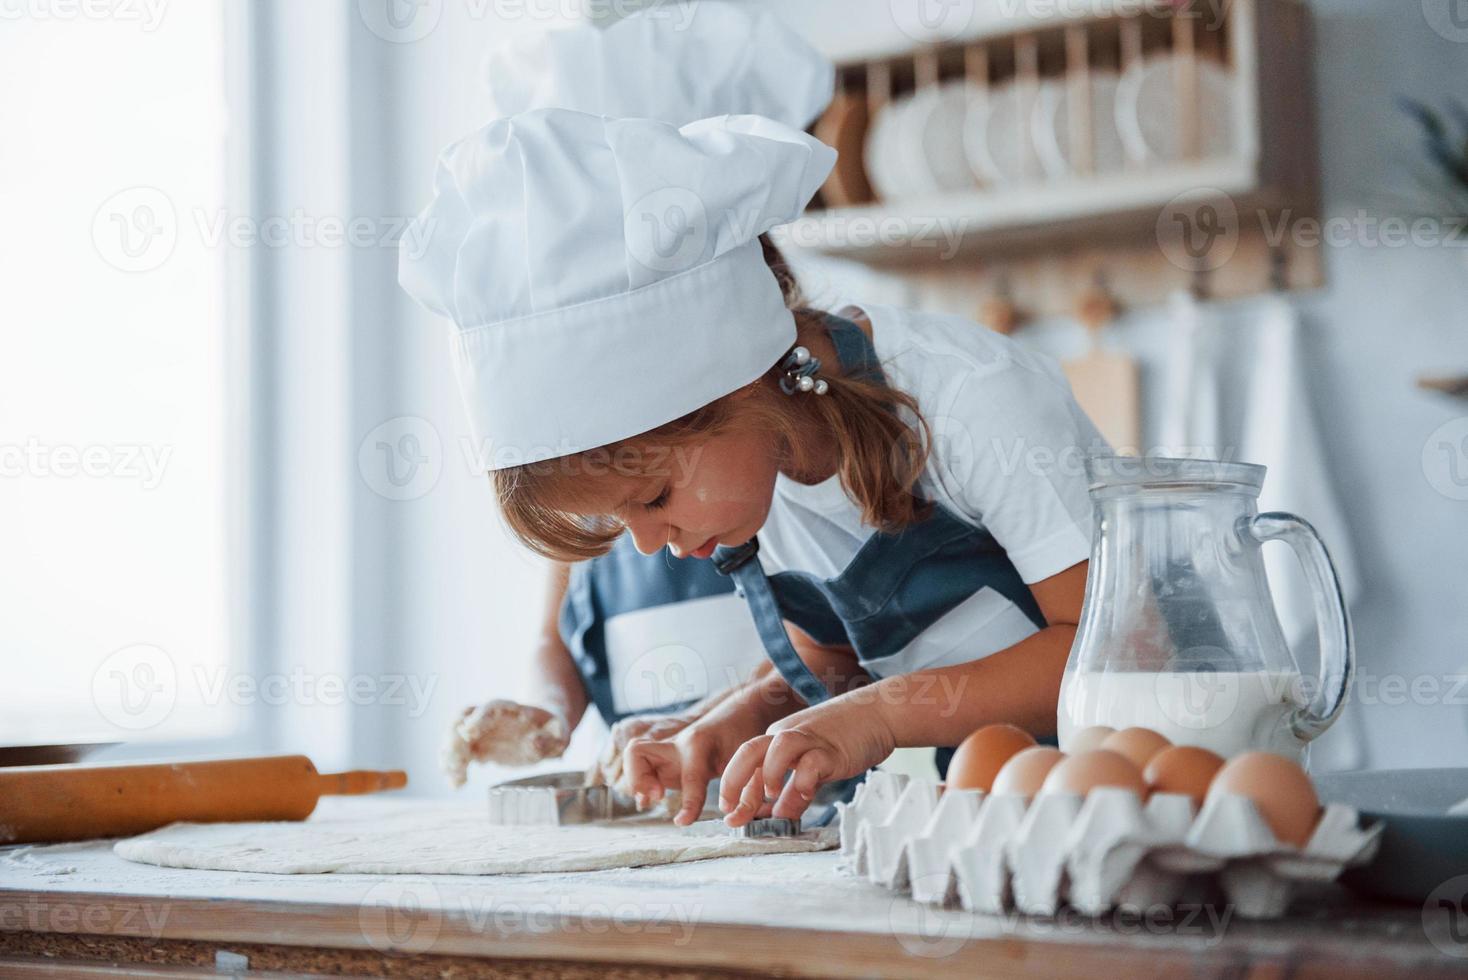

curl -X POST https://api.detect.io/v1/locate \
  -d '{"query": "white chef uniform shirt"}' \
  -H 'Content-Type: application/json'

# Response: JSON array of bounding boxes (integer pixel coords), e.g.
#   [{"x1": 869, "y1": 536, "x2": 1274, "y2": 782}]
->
[{"x1": 755, "y1": 303, "x2": 1108, "y2": 678}]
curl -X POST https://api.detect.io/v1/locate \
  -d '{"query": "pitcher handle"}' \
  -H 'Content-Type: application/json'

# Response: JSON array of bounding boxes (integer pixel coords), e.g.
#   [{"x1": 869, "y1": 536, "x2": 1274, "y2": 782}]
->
[{"x1": 1244, "y1": 512, "x2": 1355, "y2": 742}]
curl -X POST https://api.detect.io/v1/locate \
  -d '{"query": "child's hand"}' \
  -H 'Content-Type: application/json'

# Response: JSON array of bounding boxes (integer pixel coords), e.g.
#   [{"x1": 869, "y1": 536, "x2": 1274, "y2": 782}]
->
[
  {"x1": 585, "y1": 711, "x2": 697, "y2": 788},
  {"x1": 719, "y1": 693, "x2": 898, "y2": 827},
  {"x1": 622, "y1": 696, "x2": 771, "y2": 826},
  {"x1": 441, "y1": 700, "x2": 570, "y2": 788}
]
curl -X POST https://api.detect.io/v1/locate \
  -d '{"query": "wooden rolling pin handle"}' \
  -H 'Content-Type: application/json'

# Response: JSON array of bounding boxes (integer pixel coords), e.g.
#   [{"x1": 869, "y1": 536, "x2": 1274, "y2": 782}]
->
[
  {"x1": 319, "y1": 769, "x2": 408, "y2": 796},
  {"x1": 0, "y1": 756, "x2": 411, "y2": 844}
]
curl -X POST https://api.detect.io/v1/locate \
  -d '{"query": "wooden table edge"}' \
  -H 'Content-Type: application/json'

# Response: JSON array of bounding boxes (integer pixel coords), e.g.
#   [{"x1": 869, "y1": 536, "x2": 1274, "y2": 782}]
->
[{"x1": 1, "y1": 887, "x2": 1460, "y2": 979}]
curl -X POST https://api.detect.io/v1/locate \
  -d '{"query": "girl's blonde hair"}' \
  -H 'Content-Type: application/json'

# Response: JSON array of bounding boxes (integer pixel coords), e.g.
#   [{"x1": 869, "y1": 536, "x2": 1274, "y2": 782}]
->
[{"x1": 495, "y1": 246, "x2": 933, "y2": 562}]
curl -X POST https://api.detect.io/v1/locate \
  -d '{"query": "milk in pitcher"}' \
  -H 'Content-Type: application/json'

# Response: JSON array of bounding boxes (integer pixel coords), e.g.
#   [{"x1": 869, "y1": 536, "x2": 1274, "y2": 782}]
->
[{"x1": 1057, "y1": 670, "x2": 1306, "y2": 759}]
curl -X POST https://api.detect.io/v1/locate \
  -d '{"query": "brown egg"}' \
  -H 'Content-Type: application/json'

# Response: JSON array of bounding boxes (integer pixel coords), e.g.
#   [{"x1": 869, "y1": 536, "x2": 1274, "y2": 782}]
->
[
  {"x1": 1039, "y1": 749, "x2": 1146, "y2": 797},
  {"x1": 1100, "y1": 727, "x2": 1172, "y2": 770},
  {"x1": 1207, "y1": 752, "x2": 1321, "y2": 847},
  {"x1": 1066, "y1": 725, "x2": 1116, "y2": 754},
  {"x1": 946, "y1": 724, "x2": 1038, "y2": 792},
  {"x1": 991, "y1": 747, "x2": 1066, "y2": 798},
  {"x1": 1143, "y1": 745, "x2": 1226, "y2": 806}
]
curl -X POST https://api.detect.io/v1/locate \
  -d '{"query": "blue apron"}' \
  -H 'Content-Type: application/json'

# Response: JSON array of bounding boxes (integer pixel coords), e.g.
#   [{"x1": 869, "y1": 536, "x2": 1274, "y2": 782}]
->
[
  {"x1": 560, "y1": 536, "x2": 741, "y2": 726},
  {"x1": 712, "y1": 315, "x2": 1053, "y2": 775},
  {"x1": 561, "y1": 542, "x2": 855, "y2": 826}
]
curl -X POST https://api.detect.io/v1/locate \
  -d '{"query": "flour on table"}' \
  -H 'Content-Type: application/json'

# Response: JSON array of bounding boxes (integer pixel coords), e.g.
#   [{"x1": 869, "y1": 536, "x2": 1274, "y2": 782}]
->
[{"x1": 113, "y1": 806, "x2": 834, "y2": 875}]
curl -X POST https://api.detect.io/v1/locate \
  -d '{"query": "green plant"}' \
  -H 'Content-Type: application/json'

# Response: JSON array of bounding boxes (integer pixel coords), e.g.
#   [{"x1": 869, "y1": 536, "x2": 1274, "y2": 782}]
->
[{"x1": 1397, "y1": 97, "x2": 1468, "y2": 243}]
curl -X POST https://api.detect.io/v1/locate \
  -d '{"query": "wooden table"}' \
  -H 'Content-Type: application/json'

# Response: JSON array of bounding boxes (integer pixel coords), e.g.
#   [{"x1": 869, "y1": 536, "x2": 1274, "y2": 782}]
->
[{"x1": 2, "y1": 800, "x2": 1466, "y2": 979}]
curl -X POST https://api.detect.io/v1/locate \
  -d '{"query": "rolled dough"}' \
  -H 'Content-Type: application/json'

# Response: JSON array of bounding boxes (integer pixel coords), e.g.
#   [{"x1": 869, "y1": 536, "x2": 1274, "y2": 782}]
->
[{"x1": 113, "y1": 805, "x2": 834, "y2": 875}]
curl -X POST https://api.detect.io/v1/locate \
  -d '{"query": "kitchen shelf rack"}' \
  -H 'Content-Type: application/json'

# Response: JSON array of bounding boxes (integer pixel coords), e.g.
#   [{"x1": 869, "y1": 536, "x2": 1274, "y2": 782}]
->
[{"x1": 783, "y1": 0, "x2": 1323, "y2": 315}]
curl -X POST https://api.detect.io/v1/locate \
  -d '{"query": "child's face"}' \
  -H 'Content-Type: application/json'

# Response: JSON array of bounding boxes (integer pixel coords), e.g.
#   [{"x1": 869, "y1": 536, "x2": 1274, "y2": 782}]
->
[{"x1": 608, "y1": 424, "x2": 782, "y2": 559}]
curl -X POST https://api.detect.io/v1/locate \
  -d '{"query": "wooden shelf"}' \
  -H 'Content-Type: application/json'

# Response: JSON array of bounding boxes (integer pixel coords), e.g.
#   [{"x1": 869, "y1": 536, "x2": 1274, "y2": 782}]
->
[
  {"x1": 808, "y1": 0, "x2": 1207, "y2": 65},
  {"x1": 785, "y1": 0, "x2": 1321, "y2": 309},
  {"x1": 783, "y1": 157, "x2": 1267, "y2": 264},
  {"x1": 1418, "y1": 375, "x2": 1468, "y2": 398}
]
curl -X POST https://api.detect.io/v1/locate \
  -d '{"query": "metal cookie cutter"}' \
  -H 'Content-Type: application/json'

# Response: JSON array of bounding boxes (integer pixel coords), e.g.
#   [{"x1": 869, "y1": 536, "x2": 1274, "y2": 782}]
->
[
  {"x1": 487, "y1": 770, "x2": 639, "y2": 826},
  {"x1": 730, "y1": 816, "x2": 802, "y2": 838}
]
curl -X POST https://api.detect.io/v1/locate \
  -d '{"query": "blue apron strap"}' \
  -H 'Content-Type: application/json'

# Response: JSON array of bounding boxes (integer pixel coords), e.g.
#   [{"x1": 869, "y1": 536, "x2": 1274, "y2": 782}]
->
[
  {"x1": 821, "y1": 312, "x2": 882, "y2": 382},
  {"x1": 707, "y1": 314, "x2": 872, "y2": 708},
  {"x1": 712, "y1": 539, "x2": 830, "y2": 706}
]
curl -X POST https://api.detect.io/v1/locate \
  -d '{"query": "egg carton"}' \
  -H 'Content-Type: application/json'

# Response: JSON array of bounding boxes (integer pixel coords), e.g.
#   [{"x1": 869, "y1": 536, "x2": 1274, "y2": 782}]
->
[{"x1": 835, "y1": 771, "x2": 1383, "y2": 920}]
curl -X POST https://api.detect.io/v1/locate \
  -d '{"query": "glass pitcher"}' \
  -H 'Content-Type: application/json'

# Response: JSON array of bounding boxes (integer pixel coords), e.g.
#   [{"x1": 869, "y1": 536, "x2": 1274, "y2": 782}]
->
[{"x1": 1058, "y1": 455, "x2": 1353, "y2": 763}]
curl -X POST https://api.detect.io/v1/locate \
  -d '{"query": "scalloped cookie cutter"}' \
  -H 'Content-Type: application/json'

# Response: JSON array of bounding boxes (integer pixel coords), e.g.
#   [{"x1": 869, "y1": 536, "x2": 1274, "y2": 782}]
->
[{"x1": 487, "y1": 770, "x2": 640, "y2": 826}]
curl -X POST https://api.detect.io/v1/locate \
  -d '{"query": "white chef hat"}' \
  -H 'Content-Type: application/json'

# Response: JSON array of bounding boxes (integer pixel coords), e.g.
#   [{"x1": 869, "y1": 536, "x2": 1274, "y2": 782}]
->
[
  {"x1": 482, "y1": 2, "x2": 833, "y2": 128},
  {"x1": 398, "y1": 109, "x2": 835, "y2": 470}
]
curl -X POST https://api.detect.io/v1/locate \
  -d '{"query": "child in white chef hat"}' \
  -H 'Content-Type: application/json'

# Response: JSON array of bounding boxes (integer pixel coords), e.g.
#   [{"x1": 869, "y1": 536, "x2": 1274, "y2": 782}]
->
[
  {"x1": 439, "y1": 1, "x2": 837, "y2": 790},
  {"x1": 401, "y1": 108, "x2": 1103, "y2": 828}
]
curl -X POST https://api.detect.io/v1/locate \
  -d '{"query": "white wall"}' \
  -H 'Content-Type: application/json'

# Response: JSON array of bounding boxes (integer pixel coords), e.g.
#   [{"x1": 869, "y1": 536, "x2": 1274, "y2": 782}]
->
[
  {"x1": 1290, "y1": 0, "x2": 1468, "y2": 767},
  {"x1": 363, "y1": 0, "x2": 1468, "y2": 791}
]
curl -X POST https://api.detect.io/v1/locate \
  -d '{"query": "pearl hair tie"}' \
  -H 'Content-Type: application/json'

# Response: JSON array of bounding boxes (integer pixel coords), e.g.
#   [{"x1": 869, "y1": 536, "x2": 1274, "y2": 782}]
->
[{"x1": 778, "y1": 346, "x2": 828, "y2": 396}]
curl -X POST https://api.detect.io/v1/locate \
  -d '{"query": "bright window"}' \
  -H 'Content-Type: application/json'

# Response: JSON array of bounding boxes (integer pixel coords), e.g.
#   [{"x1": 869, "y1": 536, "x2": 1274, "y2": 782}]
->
[{"x1": 0, "y1": 2, "x2": 241, "y2": 747}]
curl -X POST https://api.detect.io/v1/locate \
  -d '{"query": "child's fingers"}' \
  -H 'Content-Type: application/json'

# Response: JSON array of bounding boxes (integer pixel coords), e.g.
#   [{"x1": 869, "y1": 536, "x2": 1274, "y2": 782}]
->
[
  {"x1": 761, "y1": 730, "x2": 818, "y2": 798},
  {"x1": 740, "y1": 768, "x2": 769, "y2": 821},
  {"x1": 771, "y1": 750, "x2": 831, "y2": 820},
  {"x1": 602, "y1": 750, "x2": 623, "y2": 789},
  {"x1": 609, "y1": 716, "x2": 655, "y2": 754},
  {"x1": 722, "y1": 769, "x2": 768, "y2": 828},
  {"x1": 599, "y1": 734, "x2": 629, "y2": 789},
  {"x1": 645, "y1": 718, "x2": 687, "y2": 741},
  {"x1": 623, "y1": 738, "x2": 676, "y2": 809},
  {"x1": 718, "y1": 736, "x2": 773, "y2": 825},
  {"x1": 602, "y1": 714, "x2": 685, "y2": 790},
  {"x1": 673, "y1": 757, "x2": 713, "y2": 827},
  {"x1": 717, "y1": 735, "x2": 773, "y2": 814}
]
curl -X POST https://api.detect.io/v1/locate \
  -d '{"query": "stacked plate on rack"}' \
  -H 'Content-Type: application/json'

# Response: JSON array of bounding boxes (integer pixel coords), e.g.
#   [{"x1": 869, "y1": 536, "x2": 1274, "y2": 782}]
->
[{"x1": 857, "y1": 54, "x2": 1236, "y2": 204}]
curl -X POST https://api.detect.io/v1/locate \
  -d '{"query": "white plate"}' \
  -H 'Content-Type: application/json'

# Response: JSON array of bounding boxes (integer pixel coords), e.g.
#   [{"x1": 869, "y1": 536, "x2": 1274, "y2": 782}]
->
[
  {"x1": 901, "y1": 82, "x2": 983, "y2": 195},
  {"x1": 1115, "y1": 56, "x2": 1235, "y2": 165},
  {"x1": 964, "y1": 81, "x2": 1050, "y2": 186},
  {"x1": 864, "y1": 93, "x2": 915, "y2": 202},
  {"x1": 893, "y1": 86, "x2": 944, "y2": 197},
  {"x1": 1033, "y1": 72, "x2": 1126, "y2": 178}
]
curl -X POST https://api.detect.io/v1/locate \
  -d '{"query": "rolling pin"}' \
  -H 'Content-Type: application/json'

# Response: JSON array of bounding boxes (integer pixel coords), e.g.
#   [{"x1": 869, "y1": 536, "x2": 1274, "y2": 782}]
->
[{"x1": 0, "y1": 754, "x2": 407, "y2": 844}]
